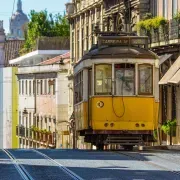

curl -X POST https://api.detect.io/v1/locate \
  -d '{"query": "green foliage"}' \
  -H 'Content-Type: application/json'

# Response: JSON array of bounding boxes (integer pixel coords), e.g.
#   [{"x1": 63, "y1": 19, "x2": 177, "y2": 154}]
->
[
  {"x1": 161, "y1": 119, "x2": 177, "y2": 135},
  {"x1": 153, "y1": 129, "x2": 158, "y2": 140},
  {"x1": 20, "y1": 10, "x2": 70, "y2": 55},
  {"x1": 174, "y1": 12, "x2": 180, "y2": 22},
  {"x1": 137, "y1": 16, "x2": 168, "y2": 32},
  {"x1": 31, "y1": 126, "x2": 52, "y2": 135}
]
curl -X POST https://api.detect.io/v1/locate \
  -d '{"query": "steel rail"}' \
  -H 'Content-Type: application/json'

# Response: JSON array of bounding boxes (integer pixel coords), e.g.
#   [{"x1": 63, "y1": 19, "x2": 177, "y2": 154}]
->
[
  {"x1": 115, "y1": 150, "x2": 180, "y2": 176},
  {"x1": 3, "y1": 149, "x2": 34, "y2": 180},
  {"x1": 32, "y1": 149, "x2": 84, "y2": 180}
]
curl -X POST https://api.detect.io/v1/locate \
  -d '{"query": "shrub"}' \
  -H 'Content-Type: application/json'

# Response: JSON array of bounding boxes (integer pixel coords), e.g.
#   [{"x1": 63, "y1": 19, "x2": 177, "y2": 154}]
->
[{"x1": 161, "y1": 119, "x2": 177, "y2": 136}]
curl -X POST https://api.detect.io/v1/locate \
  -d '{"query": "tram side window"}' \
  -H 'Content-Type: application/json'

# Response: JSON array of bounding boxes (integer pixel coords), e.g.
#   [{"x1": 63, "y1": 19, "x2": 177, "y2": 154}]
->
[
  {"x1": 74, "y1": 71, "x2": 83, "y2": 104},
  {"x1": 138, "y1": 64, "x2": 153, "y2": 95},
  {"x1": 115, "y1": 64, "x2": 135, "y2": 96},
  {"x1": 95, "y1": 64, "x2": 112, "y2": 95}
]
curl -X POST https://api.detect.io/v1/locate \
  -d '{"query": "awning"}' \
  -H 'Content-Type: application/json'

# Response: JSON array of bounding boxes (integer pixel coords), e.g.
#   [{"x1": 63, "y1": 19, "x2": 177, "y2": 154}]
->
[
  {"x1": 159, "y1": 54, "x2": 172, "y2": 65},
  {"x1": 159, "y1": 55, "x2": 180, "y2": 85}
]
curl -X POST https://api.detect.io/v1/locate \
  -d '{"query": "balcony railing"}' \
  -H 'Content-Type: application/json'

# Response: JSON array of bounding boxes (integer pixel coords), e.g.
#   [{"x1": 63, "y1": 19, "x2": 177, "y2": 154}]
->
[
  {"x1": 141, "y1": 19, "x2": 180, "y2": 47},
  {"x1": 16, "y1": 125, "x2": 56, "y2": 146}
]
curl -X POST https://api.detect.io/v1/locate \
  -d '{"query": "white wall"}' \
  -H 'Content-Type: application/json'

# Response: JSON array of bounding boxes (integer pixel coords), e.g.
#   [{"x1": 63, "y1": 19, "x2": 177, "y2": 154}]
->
[{"x1": 3, "y1": 67, "x2": 13, "y2": 148}]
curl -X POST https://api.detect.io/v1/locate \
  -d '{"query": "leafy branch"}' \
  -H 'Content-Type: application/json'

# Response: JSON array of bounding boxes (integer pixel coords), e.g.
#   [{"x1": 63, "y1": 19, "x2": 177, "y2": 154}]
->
[{"x1": 20, "y1": 10, "x2": 70, "y2": 55}]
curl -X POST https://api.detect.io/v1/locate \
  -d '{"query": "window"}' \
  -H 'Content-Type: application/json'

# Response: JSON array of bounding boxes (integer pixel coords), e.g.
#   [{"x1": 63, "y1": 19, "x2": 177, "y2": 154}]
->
[
  {"x1": 138, "y1": 64, "x2": 153, "y2": 95},
  {"x1": 19, "y1": 81, "x2": 21, "y2": 95},
  {"x1": 163, "y1": 0, "x2": 168, "y2": 18},
  {"x1": 40, "y1": 80, "x2": 43, "y2": 95},
  {"x1": 29, "y1": 113, "x2": 31, "y2": 127},
  {"x1": 19, "y1": 111, "x2": 21, "y2": 125},
  {"x1": 29, "y1": 81, "x2": 31, "y2": 95},
  {"x1": 25, "y1": 80, "x2": 28, "y2": 95},
  {"x1": 86, "y1": 26, "x2": 89, "y2": 50},
  {"x1": 37, "y1": 80, "x2": 39, "y2": 95},
  {"x1": 72, "y1": 32, "x2": 74, "y2": 62},
  {"x1": 17, "y1": 29, "x2": 21, "y2": 36},
  {"x1": 22, "y1": 81, "x2": 24, "y2": 94},
  {"x1": 33, "y1": 80, "x2": 35, "y2": 95},
  {"x1": 91, "y1": 24, "x2": 95, "y2": 45},
  {"x1": 48, "y1": 80, "x2": 51, "y2": 94},
  {"x1": 53, "y1": 80, "x2": 56, "y2": 95},
  {"x1": 151, "y1": 0, "x2": 157, "y2": 16},
  {"x1": 82, "y1": 28, "x2": 84, "y2": 57},
  {"x1": 77, "y1": 30, "x2": 80, "y2": 60},
  {"x1": 74, "y1": 71, "x2": 83, "y2": 104},
  {"x1": 172, "y1": 0, "x2": 178, "y2": 17},
  {"x1": 95, "y1": 64, "x2": 112, "y2": 95},
  {"x1": 115, "y1": 64, "x2": 135, "y2": 96},
  {"x1": 44, "y1": 79, "x2": 47, "y2": 94}
]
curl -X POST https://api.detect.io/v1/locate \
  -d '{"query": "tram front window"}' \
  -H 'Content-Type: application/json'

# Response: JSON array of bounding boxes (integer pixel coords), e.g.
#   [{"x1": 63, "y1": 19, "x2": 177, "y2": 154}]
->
[
  {"x1": 115, "y1": 64, "x2": 135, "y2": 96},
  {"x1": 95, "y1": 64, "x2": 112, "y2": 95},
  {"x1": 138, "y1": 64, "x2": 153, "y2": 95}
]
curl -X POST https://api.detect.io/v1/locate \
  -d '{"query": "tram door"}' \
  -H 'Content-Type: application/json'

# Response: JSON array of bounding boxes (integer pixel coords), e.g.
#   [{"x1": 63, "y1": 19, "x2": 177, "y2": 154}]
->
[{"x1": 88, "y1": 69, "x2": 92, "y2": 128}]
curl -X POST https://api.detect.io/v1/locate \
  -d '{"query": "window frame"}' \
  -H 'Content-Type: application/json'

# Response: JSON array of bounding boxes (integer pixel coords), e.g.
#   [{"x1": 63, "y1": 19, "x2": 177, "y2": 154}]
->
[
  {"x1": 114, "y1": 63, "x2": 136, "y2": 96},
  {"x1": 138, "y1": 64, "x2": 153, "y2": 96},
  {"x1": 74, "y1": 70, "x2": 83, "y2": 104},
  {"x1": 94, "y1": 64, "x2": 112, "y2": 96}
]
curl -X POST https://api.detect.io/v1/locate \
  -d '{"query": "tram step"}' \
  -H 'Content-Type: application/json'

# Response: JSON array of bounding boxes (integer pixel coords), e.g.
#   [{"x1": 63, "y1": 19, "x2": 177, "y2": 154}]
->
[{"x1": 104, "y1": 136, "x2": 143, "y2": 145}]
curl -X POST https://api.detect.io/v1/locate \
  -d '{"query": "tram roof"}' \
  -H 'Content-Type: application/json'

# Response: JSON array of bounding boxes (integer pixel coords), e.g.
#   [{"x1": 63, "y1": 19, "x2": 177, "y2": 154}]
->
[{"x1": 77, "y1": 45, "x2": 158, "y2": 66}]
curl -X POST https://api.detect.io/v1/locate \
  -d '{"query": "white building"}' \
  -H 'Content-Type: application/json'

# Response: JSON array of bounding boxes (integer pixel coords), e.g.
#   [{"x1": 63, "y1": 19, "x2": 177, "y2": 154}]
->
[{"x1": 16, "y1": 63, "x2": 70, "y2": 148}]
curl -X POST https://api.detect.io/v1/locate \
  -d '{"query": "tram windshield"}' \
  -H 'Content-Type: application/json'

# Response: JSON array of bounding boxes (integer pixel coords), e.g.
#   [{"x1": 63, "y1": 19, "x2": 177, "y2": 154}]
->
[{"x1": 115, "y1": 64, "x2": 135, "y2": 96}]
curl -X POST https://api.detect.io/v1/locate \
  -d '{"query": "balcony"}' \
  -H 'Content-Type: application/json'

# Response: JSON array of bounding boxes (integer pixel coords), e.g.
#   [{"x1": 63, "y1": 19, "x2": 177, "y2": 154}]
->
[
  {"x1": 16, "y1": 125, "x2": 56, "y2": 147},
  {"x1": 141, "y1": 19, "x2": 180, "y2": 48}
]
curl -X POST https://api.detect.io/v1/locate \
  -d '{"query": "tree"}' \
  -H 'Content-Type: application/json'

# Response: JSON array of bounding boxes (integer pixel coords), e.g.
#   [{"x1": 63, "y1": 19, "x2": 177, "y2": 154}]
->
[{"x1": 20, "y1": 10, "x2": 70, "y2": 54}]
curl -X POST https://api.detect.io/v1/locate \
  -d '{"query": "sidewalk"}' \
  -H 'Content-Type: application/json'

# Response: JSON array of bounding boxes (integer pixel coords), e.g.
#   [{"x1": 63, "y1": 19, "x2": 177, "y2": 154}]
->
[{"x1": 141, "y1": 145, "x2": 180, "y2": 151}]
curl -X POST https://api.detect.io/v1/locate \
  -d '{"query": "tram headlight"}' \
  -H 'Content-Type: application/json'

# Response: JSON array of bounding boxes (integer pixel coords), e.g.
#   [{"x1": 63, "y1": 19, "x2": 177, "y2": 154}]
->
[
  {"x1": 141, "y1": 124, "x2": 145, "y2": 127},
  {"x1": 135, "y1": 123, "x2": 139, "y2": 127},
  {"x1": 110, "y1": 123, "x2": 114, "y2": 127},
  {"x1": 104, "y1": 123, "x2": 108, "y2": 127}
]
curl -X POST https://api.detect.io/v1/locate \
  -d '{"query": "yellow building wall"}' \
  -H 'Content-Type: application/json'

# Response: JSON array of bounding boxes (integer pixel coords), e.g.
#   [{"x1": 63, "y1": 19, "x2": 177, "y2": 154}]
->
[{"x1": 12, "y1": 67, "x2": 18, "y2": 148}]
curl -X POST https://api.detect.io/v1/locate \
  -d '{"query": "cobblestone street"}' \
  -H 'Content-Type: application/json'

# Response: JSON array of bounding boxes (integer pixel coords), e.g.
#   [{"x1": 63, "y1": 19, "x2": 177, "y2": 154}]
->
[{"x1": 1, "y1": 149, "x2": 180, "y2": 180}]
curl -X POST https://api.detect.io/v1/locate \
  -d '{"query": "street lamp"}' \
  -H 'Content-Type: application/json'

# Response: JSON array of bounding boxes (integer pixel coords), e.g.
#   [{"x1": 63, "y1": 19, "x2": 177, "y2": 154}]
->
[{"x1": 23, "y1": 108, "x2": 28, "y2": 117}]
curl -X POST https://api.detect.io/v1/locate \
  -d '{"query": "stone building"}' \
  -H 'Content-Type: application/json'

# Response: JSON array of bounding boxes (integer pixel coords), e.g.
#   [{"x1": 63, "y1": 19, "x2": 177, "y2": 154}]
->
[
  {"x1": 149, "y1": 0, "x2": 180, "y2": 145},
  {"x1": 9, "y1": 0, "x2": 29, "y2": 39},
  {"x1": 66, "y1": 0, "x2": 156, "y2": 64}
]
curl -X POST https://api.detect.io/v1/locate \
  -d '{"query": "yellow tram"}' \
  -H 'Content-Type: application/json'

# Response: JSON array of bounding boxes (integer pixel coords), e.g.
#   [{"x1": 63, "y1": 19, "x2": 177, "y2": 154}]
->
[{"x1": 73, "y1": 35, "x2": 159, "y2": 150}]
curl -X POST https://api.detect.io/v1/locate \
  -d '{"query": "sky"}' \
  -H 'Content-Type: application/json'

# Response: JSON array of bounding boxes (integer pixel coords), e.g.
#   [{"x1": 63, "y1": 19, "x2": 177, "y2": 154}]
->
[{"x1": 0, "y1": 0, "x2": 68, "y2": 33}]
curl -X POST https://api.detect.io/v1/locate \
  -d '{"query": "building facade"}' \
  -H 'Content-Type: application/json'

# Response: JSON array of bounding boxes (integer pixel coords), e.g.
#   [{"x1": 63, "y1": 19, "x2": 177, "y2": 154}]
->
[
  {"x1": 16, "y1": 64, "x2": 69, "y2": 148},
  {"x1": 66, "y1": 0, "x2": 155, "y2": 64},
  {"x1": 135, "y1": 0, "x2": 180, "y2": 144}
]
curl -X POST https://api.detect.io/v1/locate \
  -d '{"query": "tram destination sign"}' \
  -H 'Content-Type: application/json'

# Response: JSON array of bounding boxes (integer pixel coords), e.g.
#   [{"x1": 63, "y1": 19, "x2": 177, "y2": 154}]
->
[{"x1": 98, "y1": 36, "x2": 148, "y2": 48}]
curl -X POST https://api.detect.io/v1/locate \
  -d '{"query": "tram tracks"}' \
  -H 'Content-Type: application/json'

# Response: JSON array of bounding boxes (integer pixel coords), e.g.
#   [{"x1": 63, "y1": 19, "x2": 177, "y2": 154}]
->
[
  {"x1": 3, "y1": 149, "x2": 34, "y2": 180},
  {"x1": 116, "y1": 150, "x2": 180, "y2": 177},
  {"x1": 32, "y1": 149, "x2": 84, "y2": 180},
  {"x1": 3, "y1": 149, "x2": 84, "y2": 180}
]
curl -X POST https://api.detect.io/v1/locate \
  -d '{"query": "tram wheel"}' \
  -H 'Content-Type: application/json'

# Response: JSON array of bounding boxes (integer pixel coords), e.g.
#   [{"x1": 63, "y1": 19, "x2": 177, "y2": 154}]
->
[
  {"x1": 96, "y1": 144, "x2": 104, "y2": 151},
  {"x1": 123, "y1": 145, "x2": 133, "y2": 151}
]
